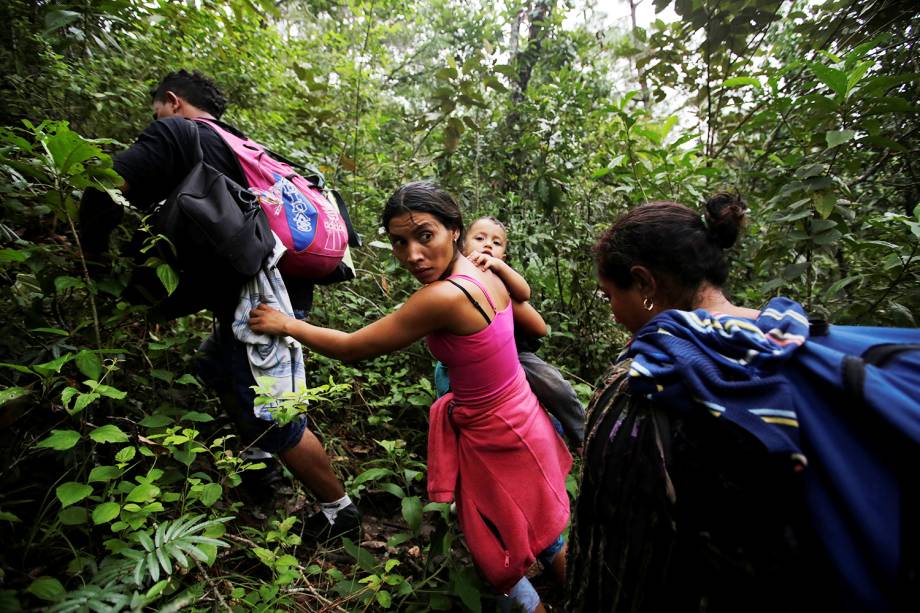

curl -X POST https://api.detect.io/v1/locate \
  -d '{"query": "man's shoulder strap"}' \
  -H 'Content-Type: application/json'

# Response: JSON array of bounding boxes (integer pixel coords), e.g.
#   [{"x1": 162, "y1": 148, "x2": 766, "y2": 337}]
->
[{"x1": 190, "y1": 117, "x2": 324, "y2": 188}]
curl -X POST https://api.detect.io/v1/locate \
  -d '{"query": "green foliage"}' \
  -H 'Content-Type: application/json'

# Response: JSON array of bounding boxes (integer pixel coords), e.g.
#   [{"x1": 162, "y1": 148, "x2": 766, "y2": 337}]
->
[
  {"x1": 1, "y1": 0, "x2": 918, "y2": 609},
  {"x1": 119, "y1": 515, "x2": 231, "y2": 585}
]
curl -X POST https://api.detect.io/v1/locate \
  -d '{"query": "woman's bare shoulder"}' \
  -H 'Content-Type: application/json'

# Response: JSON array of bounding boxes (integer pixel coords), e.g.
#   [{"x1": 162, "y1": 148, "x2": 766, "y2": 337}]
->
[
  {"x1": 444, "y1": 261, "x2": 512, "y2": 309},
  {"x1": 411, "y1": 279, "x2": 464, "y2": 308}
]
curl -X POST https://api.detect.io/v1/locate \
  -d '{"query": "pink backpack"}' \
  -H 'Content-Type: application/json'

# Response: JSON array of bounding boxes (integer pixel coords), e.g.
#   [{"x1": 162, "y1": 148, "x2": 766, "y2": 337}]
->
[{"x1": 193, "y1": 118, "x2": 348, "y2": 279}]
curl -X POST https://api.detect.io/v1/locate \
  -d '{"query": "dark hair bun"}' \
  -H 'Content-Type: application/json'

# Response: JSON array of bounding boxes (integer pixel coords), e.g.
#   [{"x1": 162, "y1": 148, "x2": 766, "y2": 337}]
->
[{"x1": 703, "y1": 192, "x2": 747, "y2": 249}]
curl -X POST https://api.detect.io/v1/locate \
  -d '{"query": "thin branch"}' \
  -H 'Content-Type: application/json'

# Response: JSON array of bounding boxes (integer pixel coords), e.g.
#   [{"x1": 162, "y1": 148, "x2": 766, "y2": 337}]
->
[
  {"x1": 409, "y1": 116, "x2": 445, "y2": 162},
  {"x1": 849, "y1": 150, "x2": 892, "y2": 187},
  {"x1": 710, "y1": 0, "x2": 857, "y2": 161},
  {"x1": 385, "y1": 40, "x2": 436, "y2": 84},
  {"x1": 847, "y1": 126, "x2": 919, "y2": 188},
  {"x1": 65, "y1": 210, "x2": 102, "y2": 350},
  {"x1": 346, "y1": 0, "x2": 376, "y2": 225},
  {"x1": 194, "y1": 559, "x2": 231, "y2": 612},
  {"x1": 708, "y1": 1, "x2": 783, "y2": 153},
  {"x1": 858, "y1": 241, "x2": 918, "y2": 320}
]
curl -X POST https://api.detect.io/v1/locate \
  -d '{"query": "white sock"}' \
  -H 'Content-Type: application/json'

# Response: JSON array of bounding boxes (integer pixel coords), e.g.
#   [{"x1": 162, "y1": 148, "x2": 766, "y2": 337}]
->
[{"x1": 320, "y1": 494, "x2": 352, "y2": 524}]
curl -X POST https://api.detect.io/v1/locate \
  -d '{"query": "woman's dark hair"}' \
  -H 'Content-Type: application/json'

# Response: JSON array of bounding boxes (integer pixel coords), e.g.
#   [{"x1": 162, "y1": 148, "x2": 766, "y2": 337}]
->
[
  {"x1": 382, "y1": 181, "x2": 464, "y2": 249},
  {"x1": 593, "y1": 193, "x2": 748, "y2": 308},
  {"x1": 151, "y1": 70, "x2": 228, "y2": 119}
]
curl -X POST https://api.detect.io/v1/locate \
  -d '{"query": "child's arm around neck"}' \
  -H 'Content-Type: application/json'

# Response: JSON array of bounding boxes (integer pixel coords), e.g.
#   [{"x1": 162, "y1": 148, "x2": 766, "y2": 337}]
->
[{"x1": 467, "y1": 251, "x2": 531, "y2": 302}]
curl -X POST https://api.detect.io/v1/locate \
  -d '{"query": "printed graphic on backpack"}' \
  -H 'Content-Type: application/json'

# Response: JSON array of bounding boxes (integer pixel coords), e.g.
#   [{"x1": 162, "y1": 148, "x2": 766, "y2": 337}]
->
[{"x1": 259, "y1": 175, "x2": 318, "y2": 250}]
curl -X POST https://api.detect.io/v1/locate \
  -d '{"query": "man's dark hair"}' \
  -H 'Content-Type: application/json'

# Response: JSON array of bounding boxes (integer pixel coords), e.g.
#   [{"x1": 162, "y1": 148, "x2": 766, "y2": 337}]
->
[{"x1": 151, "y1": 70, "x2": 228, "y2": 119}]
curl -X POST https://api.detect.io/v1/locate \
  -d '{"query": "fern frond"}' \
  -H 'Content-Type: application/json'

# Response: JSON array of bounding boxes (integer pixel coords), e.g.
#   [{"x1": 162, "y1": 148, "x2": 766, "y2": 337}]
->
[
  {"x1": 120, "y1": 513, "x2": 233, "y2": 586},
  {"x1": 46, "y1": 581, "x2": 131, "y2": 613},
  {"x1": 92, "y1": 558, "x2": 135, "y2": 586}
]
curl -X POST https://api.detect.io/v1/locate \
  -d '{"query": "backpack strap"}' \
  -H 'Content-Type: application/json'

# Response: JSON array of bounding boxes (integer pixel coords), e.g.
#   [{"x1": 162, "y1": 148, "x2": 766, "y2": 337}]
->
[
  {"x1": 328, "y1": 188, "x2": 362, "y2": 248},
  {"x1": 261, "y1": 146, "x2": 325, "y2": 188},
  {"x1": 189, "y1": 118, "x2": 246, "y2": 186},
  {"x1": 446, "y1": 279, "x2": 491, "y2": 325},
  {"x1": 187, "y1": 119, "x2": 204, "y2": 164}
]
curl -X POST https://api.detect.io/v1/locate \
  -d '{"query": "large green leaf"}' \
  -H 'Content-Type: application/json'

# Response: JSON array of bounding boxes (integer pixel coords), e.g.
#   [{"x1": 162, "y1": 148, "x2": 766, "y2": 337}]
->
[
  {"x1": 452, "y1": 567, "x2": 482, "y2": 613},
  {"x1": 722, "y1": 76, "x2": 761, "y2": 89},
  {"x1": 812, "y1": 191, "x2": 837, "y2": 219},
  {"x1": 198, "y1": 483, "x2": 222, "y2": 507},
  {"x1": 59, "y1": 506, "x2": 89, "y2": 525},
  {"x1": 0, "y1": 386, "x2": 29, "y2": 405},
  {"x1": 341, "y1": 537, "x2": 376, "y2": 572},
  {"x1": 92, "y1": 502, "x2": 121, "y2": 525},
  {"x1": 115, "y1": 447, "x2": 136, "y2": 463},
  {"x1": 35, "y1": 430, "x2": 81, "y2": 451},
  {"x1": 33, "y1": 354, "x2": 74, "y2": 378},
  {"x1": 43, "y1": 125, "x2": 102, "y2": 176},
  {"x1": 44, "y1": 9, "x2": 82, "y2": 32},
  {"x1": 88, "y1": 465, "x2": 123, "y2": 482},
  {"x1": 139, "y1": 414, "x2": 173, "y2": 427},
  {"x1": 401, "y1": 495, "x2": 422, "y2": 532},
  {"x1": 54, "y1": 275, "x2": 85, "y2": 292},
  {"x1": 85, "y1": 381, "x2": 127, "y2": 400},
  {"x1": 56, "y1": 482, "x2": 93, "y2": 508},
  {"x1": 845, "y1": 60, "x2": 873, "y2": 95},
  {"x1": 825, "y1": 130, "x2": 855, "y2": 149},
  {"x1": 27, "y1": 577, "x2": 64, "y2": 601},
  {"x1": 351, "y1": 467, "x2": 395, "y2": 487},
  {"x1": 90, "y1": 424, "x2": 130, "y2": 444},
  {"x1": 0, "y1": 248, "x2": 30, "y2": 263},
  {"x1": 75, "y1": 350, "x2": 102, "y2": 380},
  {"x1": 156, "y1": 263, "x2": 179, "y2": 296},
  {"x1": 126, "y1": 482, "x2": 160, "y2": 503},
  {"x1": 809, "y1": 63, "x2": 847, "y2": 97}
]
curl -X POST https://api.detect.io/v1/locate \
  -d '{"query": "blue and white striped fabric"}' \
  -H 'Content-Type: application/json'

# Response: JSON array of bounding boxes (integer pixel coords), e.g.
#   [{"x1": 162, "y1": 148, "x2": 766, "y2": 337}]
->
[
  {"x1": 622, "y1": 296, "x2": 920, "y2": 611},
  {"x1": 232, "y1": 235, "x2": 306, "y2": 421},
  {"x1": 621, "y1": 296, "x2": 810, "y2": 462}
]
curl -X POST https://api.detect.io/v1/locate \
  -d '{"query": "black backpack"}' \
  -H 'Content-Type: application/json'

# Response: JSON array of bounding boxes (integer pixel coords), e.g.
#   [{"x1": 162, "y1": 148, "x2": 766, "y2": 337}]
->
[{"x1": 146, "y1": 126, "x2": 275, "y2": 315}]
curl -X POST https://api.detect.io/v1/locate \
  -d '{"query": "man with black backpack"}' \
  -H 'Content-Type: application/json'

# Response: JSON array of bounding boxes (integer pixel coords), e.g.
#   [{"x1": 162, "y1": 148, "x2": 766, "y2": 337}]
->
[{"x1": 80, "y1": 70, "x2": 361, "y2": 543}]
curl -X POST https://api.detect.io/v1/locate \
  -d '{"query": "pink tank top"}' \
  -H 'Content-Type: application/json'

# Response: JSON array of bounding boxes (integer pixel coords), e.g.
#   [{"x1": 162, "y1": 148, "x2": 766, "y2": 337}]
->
[
  {"x1": 426, "y1": 274, "x2": 525, "y2": 408},
  {"x1": 425, "y1": 274, "x2": 573, "y2": 590}
]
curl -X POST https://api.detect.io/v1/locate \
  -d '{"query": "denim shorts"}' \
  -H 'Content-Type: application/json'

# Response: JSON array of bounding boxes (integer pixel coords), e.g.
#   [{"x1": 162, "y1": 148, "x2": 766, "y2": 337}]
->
[
  {"x1": 501, "y1": 534, "x2": 566, "y2": 613},
  {"x1": 537, "y1": 534, "x2": 565, "y2": 567},
  {"x1": 197, "y1": 320, "x2": 307, "y2": 454}
]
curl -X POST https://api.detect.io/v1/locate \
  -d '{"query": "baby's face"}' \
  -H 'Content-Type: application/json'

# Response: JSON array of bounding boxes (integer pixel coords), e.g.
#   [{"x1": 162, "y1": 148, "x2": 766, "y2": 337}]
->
[{"x1": 464, "y1": 219, "x2": 507, "y2": 260}]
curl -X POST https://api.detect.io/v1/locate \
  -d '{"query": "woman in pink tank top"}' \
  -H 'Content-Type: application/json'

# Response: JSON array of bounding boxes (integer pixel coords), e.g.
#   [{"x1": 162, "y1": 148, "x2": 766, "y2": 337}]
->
[{"x1": 249, "y1": 182, "x2": 572, "y2": 612}]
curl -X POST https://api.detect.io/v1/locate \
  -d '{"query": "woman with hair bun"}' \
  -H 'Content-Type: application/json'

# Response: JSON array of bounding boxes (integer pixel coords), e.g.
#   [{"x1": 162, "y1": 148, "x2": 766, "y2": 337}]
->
[
  {"x1": 567, "y1": 194, "x2": 830, "y2": 612},
  {"x1": 591, "y1": 193, "x2": 758, "y2": 330}
]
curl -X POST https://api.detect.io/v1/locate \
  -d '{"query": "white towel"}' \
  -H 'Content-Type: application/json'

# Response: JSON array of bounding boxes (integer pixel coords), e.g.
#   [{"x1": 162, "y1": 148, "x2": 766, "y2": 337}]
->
[{"x1": 232, "y1": 235, "x2": 307, "y2": 420}]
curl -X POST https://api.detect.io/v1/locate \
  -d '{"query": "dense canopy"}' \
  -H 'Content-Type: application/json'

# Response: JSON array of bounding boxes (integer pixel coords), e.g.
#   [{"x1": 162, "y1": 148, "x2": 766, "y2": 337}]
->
[{"x1": 0, "y1": 0, "x2": 918, "y2": 609}]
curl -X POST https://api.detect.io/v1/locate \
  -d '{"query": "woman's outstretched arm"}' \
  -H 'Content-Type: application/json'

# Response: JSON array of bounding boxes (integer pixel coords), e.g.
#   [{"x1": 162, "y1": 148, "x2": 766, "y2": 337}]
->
[{"x1": 249, "y1": 282, "x2": 458, "y2": 363}]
